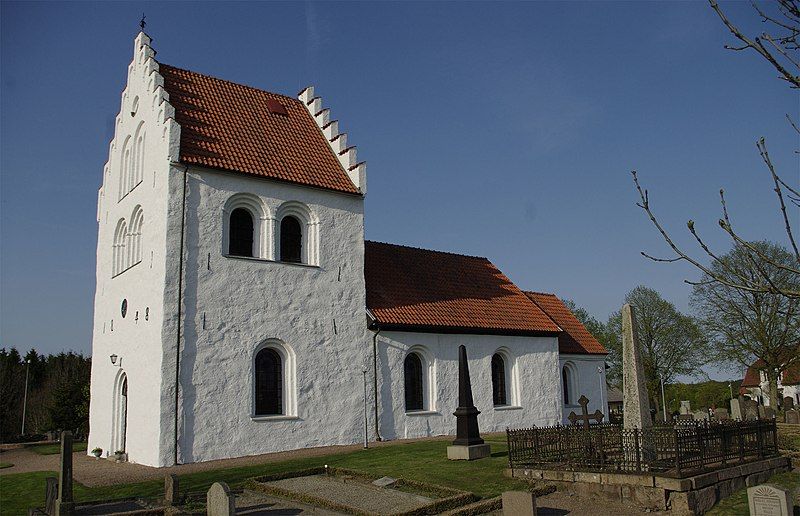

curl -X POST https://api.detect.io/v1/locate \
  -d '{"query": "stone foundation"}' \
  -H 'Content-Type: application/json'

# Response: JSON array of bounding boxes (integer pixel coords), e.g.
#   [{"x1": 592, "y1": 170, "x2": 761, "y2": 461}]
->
[{"x1": 507, "y1": 456, "x2": 792, "y2": 515}]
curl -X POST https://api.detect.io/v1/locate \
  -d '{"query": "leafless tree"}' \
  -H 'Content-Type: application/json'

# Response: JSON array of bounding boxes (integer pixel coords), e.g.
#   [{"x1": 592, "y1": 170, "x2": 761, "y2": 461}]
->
[
  {"x1": 632, "y1": 1, "x2": 800, "y2": 300},
  {"x1": 709, "y1": 0, "x2": 799, "y2": 89}
]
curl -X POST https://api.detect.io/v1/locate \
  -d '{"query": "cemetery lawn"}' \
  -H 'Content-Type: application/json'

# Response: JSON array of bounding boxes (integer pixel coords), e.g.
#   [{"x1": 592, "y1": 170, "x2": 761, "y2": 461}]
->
[
  {"x1": 706, "y1": 470, "x2": 799, "y2": 516},
  {"x1": 1, "y1": 435, "x2": 531, "y2": 515},
  {"x1": 29, "y1": 442, "x2": 87, "y2": 455}
]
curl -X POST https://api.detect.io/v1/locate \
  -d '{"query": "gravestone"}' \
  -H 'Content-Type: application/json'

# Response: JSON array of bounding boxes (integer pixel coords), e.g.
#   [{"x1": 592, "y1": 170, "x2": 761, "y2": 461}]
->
[
  {"x1": 45, "y1": 477, "x2": 58, "y2": 515},
  {"x1": 783, "y1": 396, "x2": 794, "y2": 410},
  {"x1": 679, "y1": 400, "x2": 691, "y2": 415},
  {"x1": 743, "y1": 399, "x2": 759, "y2": 420},
  {"x1": 730, "y1": 398, "x2": 742, "y2": 420},
  {"x1": 714, "y1": 408, "x2": 730, "y2": 421},
  {"x1": 677, "y1": 413, "x2": 694, "y2": 422},
  {"x1": 622, "y1": 304, "x2": 651, "y2": 431},
  {"x1": 206, "y1": 482, "x2": 235, "y2": 516},
  {"x1": 165, "y1": 474, "x2": 179, "y2": 506},
  {"x1": 568, "y1": 395, "x2": 604, "y2": 429},
  {"x1": 502, "y1": 491, "x2": 536, "y2": 516},
  {"x1": 54, "y1": 431, "x2": 73, "y2": 516},
  {"x1": 747, "y1": 483, "x2": 792, "y2": 516},
  {"x1": 763, "y1": 407, "x2": 776, "y2": 420},
  {"x1": 447, "y1": 345, "x2": 491, "y2": 460},
  {"x1": 372, "y1": 476, "x2": 399, "y2": 488},
  {"x1": 693, "y1": 410, "x2": 710, "y2": 421},
  {"x1": 785, "y1": 409, "x2": 799, "y2": 425}
]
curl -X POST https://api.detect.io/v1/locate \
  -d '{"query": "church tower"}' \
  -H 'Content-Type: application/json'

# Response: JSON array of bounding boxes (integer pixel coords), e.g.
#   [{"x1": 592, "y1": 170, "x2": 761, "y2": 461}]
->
[{"x1": 88, "y1": 32, "x2": 369, "y2": 467}]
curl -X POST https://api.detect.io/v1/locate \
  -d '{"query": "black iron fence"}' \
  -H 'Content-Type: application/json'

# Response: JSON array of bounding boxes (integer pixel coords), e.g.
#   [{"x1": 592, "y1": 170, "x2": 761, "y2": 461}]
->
[{"x1": 506, "y1": 419, "x2": 778, "y2": 478}]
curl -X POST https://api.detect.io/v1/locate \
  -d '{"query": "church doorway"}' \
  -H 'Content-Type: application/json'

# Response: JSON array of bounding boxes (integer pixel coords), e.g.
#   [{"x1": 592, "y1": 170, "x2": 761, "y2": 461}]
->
[{"x1": 112, "y1": 372, "x2": 128, "y2": 453}]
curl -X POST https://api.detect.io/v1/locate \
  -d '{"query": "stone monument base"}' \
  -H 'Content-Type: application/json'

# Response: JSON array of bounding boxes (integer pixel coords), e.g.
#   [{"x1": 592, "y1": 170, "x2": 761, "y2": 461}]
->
[{"x1": 447, "y1": 443, "x2": 491, "y2": 461}]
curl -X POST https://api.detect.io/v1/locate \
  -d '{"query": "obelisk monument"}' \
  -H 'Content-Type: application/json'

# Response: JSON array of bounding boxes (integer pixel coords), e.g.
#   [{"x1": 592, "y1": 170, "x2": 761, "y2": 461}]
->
[
  {"x1": 447, "y1": 345, "x2": 491, "y2": 460},
  {"x1": 622, "y1": 304, "x2": 652, "y2": 430}
]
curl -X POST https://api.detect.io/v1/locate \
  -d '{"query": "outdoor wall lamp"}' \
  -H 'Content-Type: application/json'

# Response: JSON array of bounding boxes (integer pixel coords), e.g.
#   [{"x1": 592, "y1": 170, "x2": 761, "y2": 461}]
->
[{"x1": 110, "y1": 354, "x2": 118, "y2": 365}]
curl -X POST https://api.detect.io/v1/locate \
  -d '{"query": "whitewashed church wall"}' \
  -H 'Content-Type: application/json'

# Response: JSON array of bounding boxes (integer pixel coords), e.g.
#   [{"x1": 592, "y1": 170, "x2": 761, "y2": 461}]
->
[
  {"x1": 88, "y1": 32, "x2": 181, "y2": 467},
  {"x1": 558, "y1": 354, "x2": 608, "y2": 424},
  {"x1": 376, "y1": 331, "x2": 562, "y2": 440},
  {"x1": 161, "y1": 165, "x2": 368, "y2": 464}
]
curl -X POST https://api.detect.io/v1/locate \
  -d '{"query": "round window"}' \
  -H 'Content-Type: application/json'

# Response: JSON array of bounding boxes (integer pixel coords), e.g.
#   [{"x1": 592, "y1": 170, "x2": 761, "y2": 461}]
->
[{"x1": 121, "y1": 299, "x2": 128, "y2": 318}]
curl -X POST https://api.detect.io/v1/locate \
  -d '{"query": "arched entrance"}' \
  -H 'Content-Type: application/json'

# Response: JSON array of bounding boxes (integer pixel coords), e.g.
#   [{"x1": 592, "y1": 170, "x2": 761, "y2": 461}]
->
[{"x1": 112, "y1": 371, "x2": 128, "y2": 454}]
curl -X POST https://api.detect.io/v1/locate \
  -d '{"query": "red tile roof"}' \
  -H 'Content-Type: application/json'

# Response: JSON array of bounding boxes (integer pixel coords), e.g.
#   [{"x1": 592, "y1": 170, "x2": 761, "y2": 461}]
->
[
  {"x1": 525, "y1": 292, "x2": 608, "y2": 355},
  {"x1": 741, "y1": 347, "x2": 800, "y2": 387},
  {"x1": 159, "y1": 64, "x2": 360, "y2": 195},
  {"x1": 741, "y1": 362, "x2": 762, "y2": 388},
  {"x1": 364, "y1": 241, "x2": 561, "y2": 335}
]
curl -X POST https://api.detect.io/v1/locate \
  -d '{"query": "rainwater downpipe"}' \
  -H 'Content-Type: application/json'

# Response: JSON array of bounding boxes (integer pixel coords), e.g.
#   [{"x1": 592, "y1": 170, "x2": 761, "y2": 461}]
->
[
  {"x1": 173, "y1": 164, "x2": 188, "y2": 465},
  {"x1": 371, "y1": 326, "x2": 383, "y2": 441}
]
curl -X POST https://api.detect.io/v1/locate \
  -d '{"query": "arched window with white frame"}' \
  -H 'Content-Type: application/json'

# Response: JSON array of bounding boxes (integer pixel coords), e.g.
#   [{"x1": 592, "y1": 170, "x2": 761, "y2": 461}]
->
[
  {"x1": 562, "y1": 362, "x2": 578, "y2": 406},
  {"x1": 128, "y1": 206, "x2": 144, "y2": 266},
  {"x1": 492, "y1": 353, "x2": 507, "y2": 406},
  {"x1": 113, "y1": 218, "x2": 127, "y2": 276},
  {"x1": 275, "y1": 201, "x2": 319, "y2": 266},
  {"x1": 223, "y1": 193, "x2": 268, "y2": 259},
  {"x1": 252, "y1": 339, "x2": 296, "y2": 418},
  {"x1": 403, "y1": 347, "x2": 435, "y2": 413}
]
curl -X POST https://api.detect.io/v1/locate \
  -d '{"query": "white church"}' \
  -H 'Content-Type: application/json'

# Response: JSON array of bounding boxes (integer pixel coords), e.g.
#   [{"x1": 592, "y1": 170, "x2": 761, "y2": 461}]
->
[{"x1": 88, "y1": 32, "x2": 608, "y2": 467}]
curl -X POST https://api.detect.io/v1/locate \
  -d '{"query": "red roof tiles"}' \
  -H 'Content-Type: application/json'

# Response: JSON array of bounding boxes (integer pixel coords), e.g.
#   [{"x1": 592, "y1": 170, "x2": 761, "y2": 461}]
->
[
  {"x1": 364, "y1": 241, "x2": 560, "y2": 335},
  {"x1": 741, "y1": 353, "x2": 800, "y2": 387},
  {"x1": 525, "y1": 292, "x2": 608, "y2": 355},
  {"x1": 159, "y1": 64, "x2": 360, "y2": 195}
]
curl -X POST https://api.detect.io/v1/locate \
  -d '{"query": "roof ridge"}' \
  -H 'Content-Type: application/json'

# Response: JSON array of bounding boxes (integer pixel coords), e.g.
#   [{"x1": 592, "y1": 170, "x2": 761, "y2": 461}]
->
[
  {"x1": 524, "y1": 290, "x2": 558, "y2": 297},
  {"x1": 365, "y1": 240, "x2": 488, "y2": 260},
  {"x1": 159, "y1": 62, "x2": 300, "y2": 104}
]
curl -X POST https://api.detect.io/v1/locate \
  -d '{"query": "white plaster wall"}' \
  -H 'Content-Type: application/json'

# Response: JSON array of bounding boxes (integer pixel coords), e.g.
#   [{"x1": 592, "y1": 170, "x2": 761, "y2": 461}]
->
[
  {"x1": 755, "y1": 373, "x2": 800, "y2": 407},
  {"x1": 375, "y1": 331, "x2": 562, "y2": 440},
  {"x1": 88, "y1": 32, "x2": 181, "y2": 467},
  {"x1": 163, "y1": 165, "x2": 368, "y2": 464},
  {"x1": 559, "y1": 354, "x2": 608, "y2": 424}
]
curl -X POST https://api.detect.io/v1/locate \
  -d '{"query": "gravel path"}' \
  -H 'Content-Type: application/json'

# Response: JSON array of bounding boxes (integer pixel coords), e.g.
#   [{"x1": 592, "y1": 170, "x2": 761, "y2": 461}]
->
[
  {"x1": 0, "y1": 437, "x2": 451, "y2": 487},
  {"x1": 267, "y1": 475, "x2": 433, "y2": 514}
]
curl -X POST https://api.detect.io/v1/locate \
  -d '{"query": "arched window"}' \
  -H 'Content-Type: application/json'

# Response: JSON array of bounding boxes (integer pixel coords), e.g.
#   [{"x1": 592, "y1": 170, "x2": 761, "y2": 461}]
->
[
  {"x1": 119, "y1": 137, "x2": 131, "y2": 200},
  {"x1": 280, "y1": 216, "x2": 302, "y2": 263},
  {"x1": 404, "y1": 352, "x2": 424, "y2": 411},
  {"x1": 492, "y1": 353, "x2": 507, "y2": 406},
  {"x1": 255, "y1": 348, "x2": 282, "y2": 416},
  {"x1": 129, "y1": 206, "x2": 144, "y2": 266},
  {"x1": 113, "y1": 219, "x2": 128, "y2": 276},
  {"x1": 229, "y1": 208, "x2": 254, "y2": 257},
  {"x1": 562, "y1": 366, "x2": 572, "y2": 405}
]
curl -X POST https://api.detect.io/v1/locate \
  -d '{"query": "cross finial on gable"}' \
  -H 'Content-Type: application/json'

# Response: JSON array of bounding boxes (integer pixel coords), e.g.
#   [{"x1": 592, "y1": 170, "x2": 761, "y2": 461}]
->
[{"x1": 139, "y1": 13, "x2": 146, "y2": 32}]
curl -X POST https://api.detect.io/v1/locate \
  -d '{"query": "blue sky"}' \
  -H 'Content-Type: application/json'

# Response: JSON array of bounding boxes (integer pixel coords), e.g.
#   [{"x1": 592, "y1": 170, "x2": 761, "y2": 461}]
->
[{"x1": 1, "y1": 2, "x2": 797, "y2": 380}]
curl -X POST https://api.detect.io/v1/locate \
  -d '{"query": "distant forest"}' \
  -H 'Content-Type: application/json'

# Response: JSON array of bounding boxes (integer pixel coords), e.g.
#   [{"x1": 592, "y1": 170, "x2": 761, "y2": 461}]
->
[{"x1": 0, "y1": 348, "x2": 90, "y2": 442}]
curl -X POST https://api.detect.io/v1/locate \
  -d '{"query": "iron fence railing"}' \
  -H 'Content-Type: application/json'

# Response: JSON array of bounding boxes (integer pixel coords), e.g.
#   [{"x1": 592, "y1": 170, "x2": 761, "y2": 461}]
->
[{"x1": 506, "y1": 419, "x2": 778, "y2": 478}]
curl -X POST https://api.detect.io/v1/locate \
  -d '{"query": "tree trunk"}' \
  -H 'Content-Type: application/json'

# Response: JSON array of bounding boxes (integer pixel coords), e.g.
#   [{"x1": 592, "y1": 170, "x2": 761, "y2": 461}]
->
[{"x1": 766, "y1": 369, "x2": 780, "y2": 409}]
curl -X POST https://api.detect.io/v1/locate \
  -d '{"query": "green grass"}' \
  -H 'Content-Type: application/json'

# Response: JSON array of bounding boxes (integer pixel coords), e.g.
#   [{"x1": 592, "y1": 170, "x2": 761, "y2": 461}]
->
[
  {"x1": 706, "y1": 470, "x2": 800, "y2": 516},
  {"x1": 0, "y1": 463, "x2": 12, "y2": 469},
  {"x1": 28, "y1": 442, "x2": 87, "y2": 456},
  {"x1": 0, "y1": 435, "x2": 529, "y2": 516}
]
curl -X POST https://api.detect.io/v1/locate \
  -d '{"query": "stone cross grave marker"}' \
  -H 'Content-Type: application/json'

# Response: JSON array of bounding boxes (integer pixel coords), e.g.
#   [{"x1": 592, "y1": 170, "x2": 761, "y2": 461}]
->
[
  {"x1": 55, "y1": 431, "x2": 74, "y2": 516},
  {"x1": 207, "y1": 482, "x2": 235, "y2": 516},
  {"x1": 568, "y1": 395, "x2": 604, "y2": 429},
  {"x1": 747, "y1": 483, "x2": 792, "y2": 516},
  {"x1": 621, "y1": 304, "x2": 651, "y2": 430}
]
